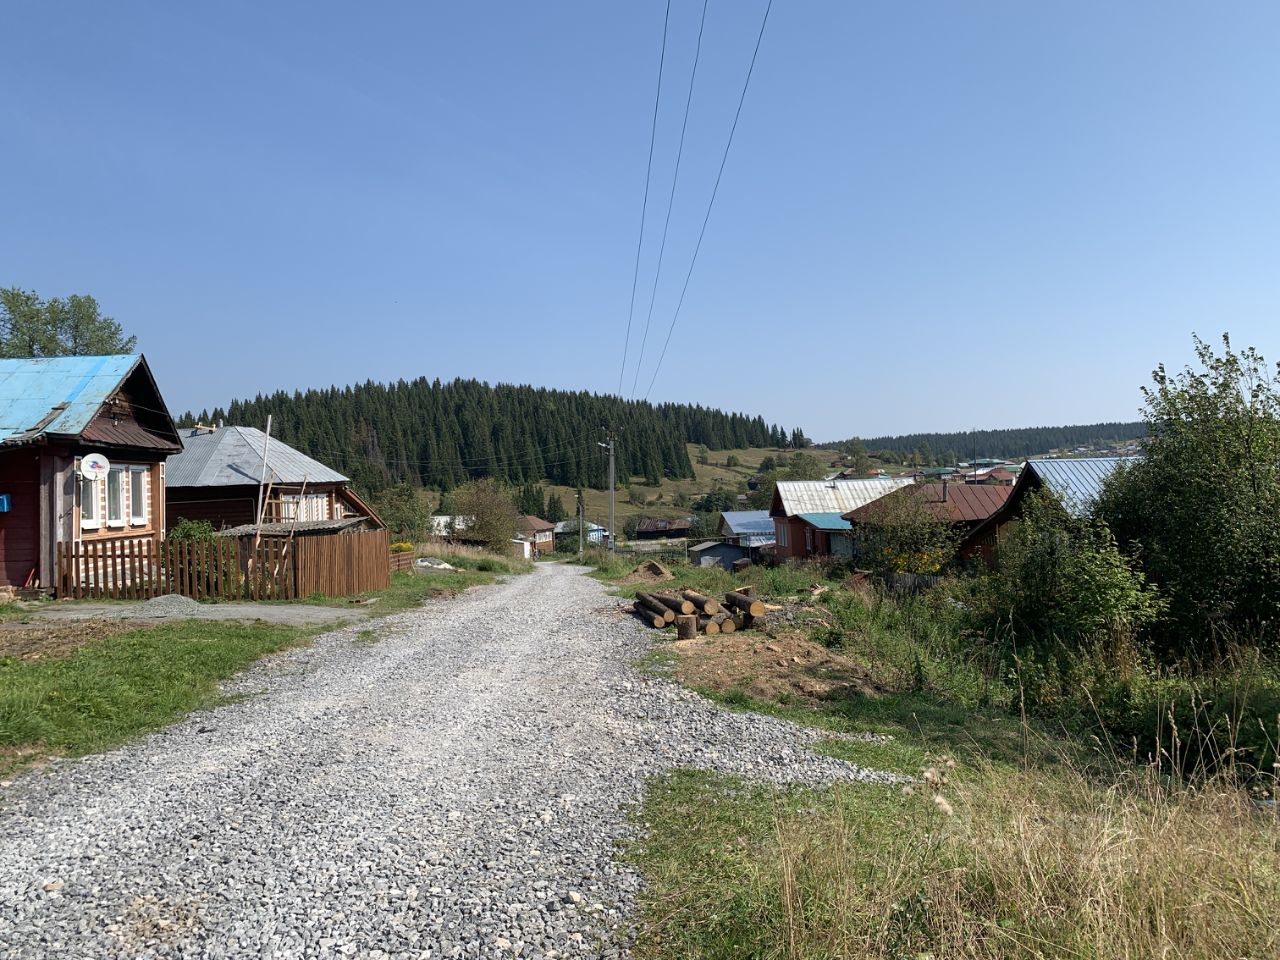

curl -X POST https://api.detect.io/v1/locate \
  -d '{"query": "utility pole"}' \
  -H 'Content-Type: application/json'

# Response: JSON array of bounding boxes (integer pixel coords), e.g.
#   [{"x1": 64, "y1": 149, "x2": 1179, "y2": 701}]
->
[
  {"x1": 577, "y1": 490, "x2": 584, "y2": 560},
  {"x1": 598, "y1": 433, "x2": 616, "y2": 552}
]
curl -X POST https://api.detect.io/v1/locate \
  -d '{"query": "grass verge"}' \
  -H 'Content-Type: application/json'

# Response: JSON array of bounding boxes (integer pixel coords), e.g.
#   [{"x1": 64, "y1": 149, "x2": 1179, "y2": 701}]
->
[
  {"x1": 0, "y1": 620, "x2": 317, "y2": 776},
  {"x1": 594, "y1": 555, "x2": 1280, "y2": 959}
]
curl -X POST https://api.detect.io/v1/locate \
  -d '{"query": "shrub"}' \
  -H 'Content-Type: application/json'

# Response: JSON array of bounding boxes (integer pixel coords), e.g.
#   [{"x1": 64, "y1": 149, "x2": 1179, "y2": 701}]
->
[
  {"x1": 389, "y1": 541, "x2": 414, "y2": 554},
  {"x1": 167, "y1": 518, "x2": 216, "y2": 543}
]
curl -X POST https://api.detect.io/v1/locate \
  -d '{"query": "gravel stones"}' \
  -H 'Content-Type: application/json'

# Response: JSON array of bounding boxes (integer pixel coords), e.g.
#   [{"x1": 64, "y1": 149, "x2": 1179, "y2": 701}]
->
[
  {"x1": 123, "y1": 594, "x2": 205, "y2": 619},
  {"x1": 0, "y1": 565, "x2": 896, "y2": 959}
]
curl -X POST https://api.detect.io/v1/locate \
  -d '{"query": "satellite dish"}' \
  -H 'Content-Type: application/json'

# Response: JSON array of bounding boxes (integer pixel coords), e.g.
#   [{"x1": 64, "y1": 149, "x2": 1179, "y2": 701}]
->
[{"x1": 80, "y1": 453, "x2": 111, "y2": 481}]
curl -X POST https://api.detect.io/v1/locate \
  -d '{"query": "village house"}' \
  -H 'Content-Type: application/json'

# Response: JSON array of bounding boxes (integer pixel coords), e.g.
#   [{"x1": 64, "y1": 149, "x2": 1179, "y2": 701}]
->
[
  {"x1": 0, "y1": 355, "x2": 181, "y2": 594},
  {"x1": 165, "y1": 425, "x2": 382, "y2": 534},
  {"x1": 554, "y1": 518, "x2": 606, "y2": 548},
  {"x1": 963, "y1": 457, "x2": 1135, "y2": 564},
  {"x1": 516, "y1": 515, "x2": 555, "y2": 554},
  {"x1": 634, "y1": 517, "x2": 691, "y2": 540},
  {"x1": 769, "y1": 478, "x2": 914, "y2": 561},
  {"x1": 843, "y1": 479, "x2": 1012, "y2": 564}
]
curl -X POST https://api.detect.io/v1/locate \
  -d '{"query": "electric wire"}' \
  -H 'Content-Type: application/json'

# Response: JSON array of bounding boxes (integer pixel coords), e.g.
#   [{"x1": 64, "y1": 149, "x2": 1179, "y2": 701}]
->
[
  {"x1": 643, "y1": 0, "x2": 773, "y2": 400},
  {"x1": 617, "y1": 0, "x2": 673, "y2": 395},
  {"x1": 629, "y1": 0, "x2": 710, "y2": 398}
]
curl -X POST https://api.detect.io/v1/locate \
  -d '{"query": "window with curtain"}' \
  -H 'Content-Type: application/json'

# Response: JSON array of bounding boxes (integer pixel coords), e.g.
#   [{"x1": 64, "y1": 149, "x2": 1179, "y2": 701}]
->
[
  {"x1": 107, "y1": 468, "x2": 124, "y2": 526},
  {"x1": 81, "y1": 477, "x2": 99, "y2": 529}
]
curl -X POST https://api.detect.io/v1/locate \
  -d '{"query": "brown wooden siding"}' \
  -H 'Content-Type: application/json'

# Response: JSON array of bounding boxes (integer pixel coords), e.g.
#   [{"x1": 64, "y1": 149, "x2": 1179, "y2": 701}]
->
[{"x1": 0, "y1": 450, "x2": 40, "y2": 587}]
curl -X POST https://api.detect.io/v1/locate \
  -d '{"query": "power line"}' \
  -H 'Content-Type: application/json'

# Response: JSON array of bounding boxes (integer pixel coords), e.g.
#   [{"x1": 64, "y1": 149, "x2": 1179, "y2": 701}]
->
[
  {"x1": 617, "y1": 0, "x2": 673, "y2": 395},
  {"x1": 629, "y1": 0, "x2": 710, "y2": 398},
  {"x1": 643, "y1": 0, "x2": 773, "y2": 401}
]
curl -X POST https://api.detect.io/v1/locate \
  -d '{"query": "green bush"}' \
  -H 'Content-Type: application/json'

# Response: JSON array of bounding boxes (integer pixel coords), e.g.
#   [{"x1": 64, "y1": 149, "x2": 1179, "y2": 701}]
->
[{"x1": 167, "y1": 518, "x2": 216, "y2": 543}]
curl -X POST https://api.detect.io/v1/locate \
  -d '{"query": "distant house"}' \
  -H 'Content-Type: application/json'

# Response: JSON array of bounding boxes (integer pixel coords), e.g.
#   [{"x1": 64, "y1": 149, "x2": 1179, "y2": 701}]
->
[
  {"x1": 634, "y1": 517, "x2": 691, "y2": 540},
  {"x1": 554, "y1": 518, "x2": 606, "y2": 547},
  {"x1": 844, "y1": 480, "x2": 1012, "y2": 564},
  {"x1": 516, "y1": 515, "x2": 555, "y2": 553},
  {"x1": 967, "y1": 467, "x2": 1016, "y2": 486},
  {"x1": 770, "y1": 478, "x2": 914, "y2": 560},
  {"x1": 0, "y1": 355, "x2": 182, "y2": 594},
  {"x1": 964, "y1": 458, "x2": 1135, "y2": 564},
  {"x1": 165, "y1": 426, "x2": 382, "y2": 533}
]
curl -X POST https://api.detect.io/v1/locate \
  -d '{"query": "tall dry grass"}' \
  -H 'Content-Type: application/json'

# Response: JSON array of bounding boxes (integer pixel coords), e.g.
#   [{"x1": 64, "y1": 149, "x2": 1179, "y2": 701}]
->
[{"x1": 772, "y1": 756, "x2": 1279, "y2": 960}]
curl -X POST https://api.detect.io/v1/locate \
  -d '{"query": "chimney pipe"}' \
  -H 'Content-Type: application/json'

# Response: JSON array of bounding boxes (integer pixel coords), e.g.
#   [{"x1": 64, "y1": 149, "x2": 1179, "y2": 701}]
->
[{"x1": 942, "y1": 477, "x2": 948, "y2": 501}]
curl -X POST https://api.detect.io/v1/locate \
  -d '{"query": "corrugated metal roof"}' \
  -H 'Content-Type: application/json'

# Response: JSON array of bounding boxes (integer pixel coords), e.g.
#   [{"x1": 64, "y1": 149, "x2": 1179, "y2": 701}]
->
[
  {"x1": 0, "y1": 354, "x2": 140, "y2": 443},
  {"x1": 773, "y1": 478, "x2": 915, "y2": 517},
  {"x1": 165, "y1": 426, "x2": 347, "y2": 487},
  {"x1": 797, "y1": 512, "x2": 852, "y2": 532},
  {"x1": 720, "y1": 510, "x2": 772, "y2": 534},
  {"x1": 719, "y1": 509, "x2": 775, "y2": 546},
  {"x1": 1026, "y1": 458, "x2": 1136, "y2": 515},
  {"x1": 845, "y1": 482, "x2": 1011, "y2": 524}
]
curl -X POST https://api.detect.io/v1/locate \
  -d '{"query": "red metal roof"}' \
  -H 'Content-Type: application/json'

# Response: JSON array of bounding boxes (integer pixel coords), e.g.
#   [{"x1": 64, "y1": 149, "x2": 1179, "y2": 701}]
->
[
  {"x1": 516, "y1": 515, "x2": 556, "y2": 533},
  {"x1": 843, "y1": 482, "x2": 1011, "y2": 525}
]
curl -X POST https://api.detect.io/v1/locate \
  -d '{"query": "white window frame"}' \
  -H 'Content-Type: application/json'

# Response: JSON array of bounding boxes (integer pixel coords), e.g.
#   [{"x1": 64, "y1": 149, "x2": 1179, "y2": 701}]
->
[
  {"x1": 130, "y1": 466, "x2": 149, "y2": 525},
  {"x1": 106, "y1": 467, "x2": 125, "y2": 528},
  {"x1": 80, "y1": 476, "x2": 100, "y2": 530},
  {"x1": 777, "y1": 523, "x2": 789, "y2": 548}
]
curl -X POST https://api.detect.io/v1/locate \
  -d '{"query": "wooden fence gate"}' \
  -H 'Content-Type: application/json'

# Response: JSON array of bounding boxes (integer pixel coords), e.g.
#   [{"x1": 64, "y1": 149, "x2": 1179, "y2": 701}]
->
[{"x1": 56, "y1": 530, "x2": 392, "y2": 601}]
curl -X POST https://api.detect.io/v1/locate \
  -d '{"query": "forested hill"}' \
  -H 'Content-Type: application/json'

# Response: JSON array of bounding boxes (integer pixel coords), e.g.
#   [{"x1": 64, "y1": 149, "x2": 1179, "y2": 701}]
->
[
  {"x1": 178, "y1": 378, "x2": 789, "y2": 493},
  {"x1": 838, "y1": 421, "x2": 1145, "y2": 463}
]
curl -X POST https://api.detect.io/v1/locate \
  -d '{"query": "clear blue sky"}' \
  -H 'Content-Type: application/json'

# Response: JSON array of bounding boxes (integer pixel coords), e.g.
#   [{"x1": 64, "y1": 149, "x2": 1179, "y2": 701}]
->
[{"x1": 3, "y1": 1, "x2": 1277, "y2": 441}]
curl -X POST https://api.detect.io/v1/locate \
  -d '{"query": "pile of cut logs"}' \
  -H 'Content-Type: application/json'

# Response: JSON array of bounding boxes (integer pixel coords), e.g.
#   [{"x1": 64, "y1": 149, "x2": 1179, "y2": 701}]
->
[{"x1": 629, "y1": 586, "x2": 766, "y2": 638}]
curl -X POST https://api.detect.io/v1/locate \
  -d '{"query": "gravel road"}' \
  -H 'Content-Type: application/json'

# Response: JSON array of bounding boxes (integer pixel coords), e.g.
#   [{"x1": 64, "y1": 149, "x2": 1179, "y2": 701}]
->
[{"x1": 0, "y1": 564, "x2": 894, "y2": 959}]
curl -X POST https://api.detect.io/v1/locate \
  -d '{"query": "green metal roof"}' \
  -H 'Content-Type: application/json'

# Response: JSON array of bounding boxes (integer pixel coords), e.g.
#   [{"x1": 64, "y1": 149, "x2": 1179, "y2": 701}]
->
[{"x1": 796, "y1": 511, "x2": 852, "y2": 532}]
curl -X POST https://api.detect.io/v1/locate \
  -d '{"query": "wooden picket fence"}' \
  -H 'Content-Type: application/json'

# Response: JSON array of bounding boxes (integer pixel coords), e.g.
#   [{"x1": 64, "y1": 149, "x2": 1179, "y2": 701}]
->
[
  {"x1": 56, "y1": 530, "x2": 392, "y2": 601},
  {"x1": 389, "y1": 550, "x2": 415, "y2": 574}
]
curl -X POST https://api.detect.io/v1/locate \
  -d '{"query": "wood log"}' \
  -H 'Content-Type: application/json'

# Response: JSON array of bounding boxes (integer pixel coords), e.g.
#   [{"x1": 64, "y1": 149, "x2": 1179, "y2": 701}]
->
[
  {"x1": 653, "y1": 592, "x2": 695, "y2": 615},
  {"x1": 730, "y1": 613, "x2": 746, "y2": 630},
  {"x1": 725, "y1": 591, "x2": 765, "y2": 617},
  {"x1": 680, "y1": 589, "x2": 722, "y2": 615},
  {"x1": 718, "y1": 615, "x2": 736, "y2": 634},
  {"x1": 697, "y1": 616, "x2": 721, "y2": 635},
  {"x1": 675, "y1": 614, "x2": 698, "y2": 640},
  {"x1": 636, "y1": 592, "x2": 676, "y2": 623},
  {"x1": 630, "y1": 606, "x2": 664, "y2": 629}
]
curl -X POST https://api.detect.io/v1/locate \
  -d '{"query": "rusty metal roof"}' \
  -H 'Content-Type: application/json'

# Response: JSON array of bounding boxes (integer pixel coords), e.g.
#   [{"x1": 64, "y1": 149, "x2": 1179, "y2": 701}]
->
[{"x1": 844, "y1": 482, "x2": 1011, "y2": 524}]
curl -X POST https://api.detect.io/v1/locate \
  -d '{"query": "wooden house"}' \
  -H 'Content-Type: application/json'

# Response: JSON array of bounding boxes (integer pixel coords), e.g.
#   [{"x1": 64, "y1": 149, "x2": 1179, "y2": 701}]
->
[
  {"x1": 769, "y1": 478, "x2": 914, "y2": 560},
  {"x1": 634, "y1": 517, "x2": 691, "y2": 540},
  {"x1": 165, "y1": 425, "x2": 382, "y2": 533},
  {"x1": 0, "y1": 355, "x2": 181, "y2": 595},
  {"x1": 844, "y1": 480, "x2": 1012, "y2": 565},
  {"x1": 962, "y1": 458, "x2": 1134, "y2": 565},
  {"x1": 516, "y1": 515, "x2": 556, "y2": 553}
]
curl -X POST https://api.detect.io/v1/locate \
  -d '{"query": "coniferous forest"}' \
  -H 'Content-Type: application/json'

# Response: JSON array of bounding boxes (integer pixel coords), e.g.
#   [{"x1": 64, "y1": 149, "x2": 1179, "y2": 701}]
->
[{"x1": 178, "y1": 378, "x2": 788, "y2": 493}]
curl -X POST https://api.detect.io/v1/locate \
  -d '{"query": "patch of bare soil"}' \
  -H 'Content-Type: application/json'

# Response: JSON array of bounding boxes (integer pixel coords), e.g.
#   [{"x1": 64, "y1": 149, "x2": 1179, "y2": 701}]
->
[
  {"x1": 619, "y1": 560, "x2": 674, "y2": 585},
  {"x1": 669, "y1": 631, "x2": 884, "y2": 705},
  {"x1": 0, "y1": 618, "x2": 155, "y2": 662}
]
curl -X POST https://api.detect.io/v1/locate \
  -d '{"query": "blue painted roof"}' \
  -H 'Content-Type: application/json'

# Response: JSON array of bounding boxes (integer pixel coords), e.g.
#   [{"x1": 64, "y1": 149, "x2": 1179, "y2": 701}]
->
[
  {"x1": 1026, "y1": 458, "x2": 1137, "y2": 515},
  {"x1": 719, "y1": 509, "x2": 775, "y2": 547},
  {"x1": 720, "y1": 510, "x2": 773, "y2": 535},
  {"x1": 797, "y1": 511, "x2": 853, "y2": 532},
  {"x1": 0, "y1": 355, "x2": 139, "y2": 443}
]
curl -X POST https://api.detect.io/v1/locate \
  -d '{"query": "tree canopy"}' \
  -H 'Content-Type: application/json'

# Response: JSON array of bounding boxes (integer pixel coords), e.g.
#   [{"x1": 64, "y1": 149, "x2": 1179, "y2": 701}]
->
[{"x1": 1, "y1": 288, "x2": 137, "y2": 357}]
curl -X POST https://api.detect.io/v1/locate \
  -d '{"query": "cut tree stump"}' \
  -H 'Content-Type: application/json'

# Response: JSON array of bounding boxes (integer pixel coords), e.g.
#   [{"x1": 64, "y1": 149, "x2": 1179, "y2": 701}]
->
[
  {"x1": 680, "y1": 590, "x2": 722, "y2": 615},
  {"x1": 653, "y1": 593, "x2": 695, "y2": 616},
  {"x1": 675, "y1": 614, "x2": 698, "y2": 640},
  {"x1": 725, "y1": 591, "x2": 765, "y2": 617}
]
